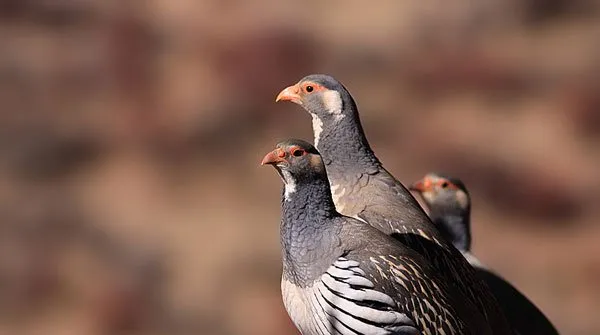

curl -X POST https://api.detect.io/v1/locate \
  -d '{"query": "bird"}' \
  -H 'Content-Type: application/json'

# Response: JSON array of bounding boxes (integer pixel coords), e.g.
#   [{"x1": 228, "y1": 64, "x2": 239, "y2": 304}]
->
[
  {"x1": 262, "y1": 139, "x2": 503, "y2": 335},
  {"x1": 275, "y1": 74, "x2": 513, "y2": 335},
  {"x1": 409, "y1": 172, "x2": 560, "y2": 335}
]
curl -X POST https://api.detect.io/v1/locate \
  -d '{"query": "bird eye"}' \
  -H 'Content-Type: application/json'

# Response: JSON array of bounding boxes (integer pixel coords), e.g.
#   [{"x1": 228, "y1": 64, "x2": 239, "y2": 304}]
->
[
  {"x1": 305, "y1": 85, "x2": 314, "y2": 93},
  {"x1": 441, "y1": 182, "x2": 449, "y2": 188},
  {"x1": 291, "y1": 148, "x2": 305, "y2": 157}
]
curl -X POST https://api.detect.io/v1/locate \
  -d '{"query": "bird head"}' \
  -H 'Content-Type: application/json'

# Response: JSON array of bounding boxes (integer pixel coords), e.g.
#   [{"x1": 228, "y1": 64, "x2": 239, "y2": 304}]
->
[
  {"x1": 275, "y1": 74, "x2": 355, "y2": 123},
  {"x1": 409, "y1": 173, "x2": 470, "y2": 215},
  {"x1": 261, "y1": 139, "x2": 326, "y2": 187}
]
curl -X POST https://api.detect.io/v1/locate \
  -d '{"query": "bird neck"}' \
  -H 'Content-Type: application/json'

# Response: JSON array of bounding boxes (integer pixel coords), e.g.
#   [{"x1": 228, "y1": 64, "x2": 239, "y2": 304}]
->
[
  {"x1": 280, "y1": 175, "x2": 338, "y2": 245},
  {"x1": 431, "y1": 209, "x2": 472, "y2": 252},
  {"x1": 279, "y1": 176, "x2": 340, "y2": 284},
  {"x1": 313, "y1": 103, "x2": 381, "y2": 176},
  {"x1": 282, "y1": 175, "x2": 337, "y2": 213}
]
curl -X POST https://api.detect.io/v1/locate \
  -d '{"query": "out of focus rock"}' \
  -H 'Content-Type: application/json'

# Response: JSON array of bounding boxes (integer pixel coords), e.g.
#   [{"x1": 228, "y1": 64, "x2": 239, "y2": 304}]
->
[
  {"x1": 0, "y1": 126, "x2": 104, "y2": 181},
  {"x1": 560, "y1": 80, "x2": 600, "y2": 137},
  {"x1": 405, "y1": 48, "x2": 530, "y2": 95},
  {"x1": 213, "y1": 28, "x2": 318, "y2": 103}
]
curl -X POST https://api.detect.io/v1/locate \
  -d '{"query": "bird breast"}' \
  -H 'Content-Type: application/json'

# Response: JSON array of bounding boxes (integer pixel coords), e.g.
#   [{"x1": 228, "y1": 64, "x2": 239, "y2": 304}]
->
[
  {"x1": 281, "y1": 258, "x2": 416, "y2": 335},
  {"x1": 281, "y1": 278, "x2": 315, "y2": 334}
]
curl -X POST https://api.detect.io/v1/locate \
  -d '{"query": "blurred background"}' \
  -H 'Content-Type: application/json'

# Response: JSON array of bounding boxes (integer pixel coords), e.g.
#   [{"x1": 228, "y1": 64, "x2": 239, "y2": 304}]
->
[{"x1": 1, "y1": 0, "x2": 599, "y2": 334}]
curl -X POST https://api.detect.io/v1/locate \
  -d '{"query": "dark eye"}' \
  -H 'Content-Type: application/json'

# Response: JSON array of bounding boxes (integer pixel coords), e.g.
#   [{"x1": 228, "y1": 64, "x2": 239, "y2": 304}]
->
[
  {"x1": 441, "y1": 182, "x2": 449, "y2": 188},
  {"x1": 291, "y1": 148, "x2": 305, "y2": 157},
  {"x1": 305, "y1": 85, "x2": 313, "y2": 93}
]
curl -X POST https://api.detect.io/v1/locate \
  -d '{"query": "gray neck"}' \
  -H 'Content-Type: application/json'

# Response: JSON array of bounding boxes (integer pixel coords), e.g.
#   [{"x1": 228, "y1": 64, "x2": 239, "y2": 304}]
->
[
  {"x1": 314, "y1": 100, "x2": 381, "y2": 176},
  {"x1": 430, "y1": 209, "x2": 471, "y2": 252},
  {"x1": 280, "y1": 176, "x2": 340, "y2": 284}
]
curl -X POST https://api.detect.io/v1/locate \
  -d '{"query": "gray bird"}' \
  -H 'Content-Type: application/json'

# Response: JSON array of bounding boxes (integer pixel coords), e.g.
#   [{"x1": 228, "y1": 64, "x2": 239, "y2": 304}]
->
[
  {"x1": 262, "y1": 139, "x2": 501, "y2": 335},
  {"x1": 410, "y1": 173, "x2": 560, "y2": 335},
  {"x1": 276, "y1": 74, "x2": 513, "y2": 335}
]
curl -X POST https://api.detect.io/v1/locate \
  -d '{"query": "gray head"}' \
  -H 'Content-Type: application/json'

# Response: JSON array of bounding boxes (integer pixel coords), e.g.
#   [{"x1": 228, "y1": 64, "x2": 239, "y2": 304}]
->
[
  {"x1": 261, "y1": 139, "x2": 327, "y2": 199},
  {"x1": 275, "y1": 75, "x2": 364, "y2": 147},
  {"x1": 409, "y1": 173, "x2": 470, "y2": 215},
  {"x1": 275, "y1": 74, "x2": 357, "y2": 121},
  {"x1": 275, "y1": 74, "x2": 378, "y2": 173},
  {"x1": 409, "y1": 173, "x2": 472, "y2": 251}
]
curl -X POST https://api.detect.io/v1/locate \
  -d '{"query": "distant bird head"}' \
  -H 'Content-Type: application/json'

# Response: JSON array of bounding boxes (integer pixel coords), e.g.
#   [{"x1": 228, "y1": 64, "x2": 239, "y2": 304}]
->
[
  {"x1": 261, "y1": 139, "x2": 326, "y2": 190},
  {"x1": 410, "y1": 173, "x2": 472, "y2": 251},
  {"x1": 409, "y1": 173, "x2": 471, "y2": 216}
]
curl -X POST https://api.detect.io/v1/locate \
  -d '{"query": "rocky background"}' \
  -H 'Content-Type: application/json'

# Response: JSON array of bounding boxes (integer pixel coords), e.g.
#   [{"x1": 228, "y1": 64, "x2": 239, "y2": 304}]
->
[{"x1": 1, "y1": 0, "x2": 599, "y2": 334}]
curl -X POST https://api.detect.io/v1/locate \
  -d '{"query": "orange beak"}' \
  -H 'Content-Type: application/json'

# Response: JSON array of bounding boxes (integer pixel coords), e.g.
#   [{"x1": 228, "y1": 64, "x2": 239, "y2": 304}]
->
[
  {"x1": 409, "y1": 178, "x2": 431, "y2": 192},
  {"x1": 275, "y1": 84, "x2": 302, "y2": 104},
  {"x1": 261, "y1": 148, "x2": 287, "y2": 166}
]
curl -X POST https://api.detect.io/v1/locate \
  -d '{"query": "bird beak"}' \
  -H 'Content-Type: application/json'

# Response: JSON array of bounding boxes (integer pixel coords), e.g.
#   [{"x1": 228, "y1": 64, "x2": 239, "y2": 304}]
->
[
  {"x1": 261, "y1": 149, "x2": 287, "y2": 166},
  {"x1": 276, "y1": 84, "x2": 302, "y2": 105},
  {"x1": 409, "y1": 178, "x2": 430, "y2": 192}
]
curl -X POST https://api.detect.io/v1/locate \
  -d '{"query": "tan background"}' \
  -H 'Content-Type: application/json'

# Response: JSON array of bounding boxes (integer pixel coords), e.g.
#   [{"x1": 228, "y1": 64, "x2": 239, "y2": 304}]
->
[{"x1": 1, "y1": 0, "x2": 600, "y2": 334}]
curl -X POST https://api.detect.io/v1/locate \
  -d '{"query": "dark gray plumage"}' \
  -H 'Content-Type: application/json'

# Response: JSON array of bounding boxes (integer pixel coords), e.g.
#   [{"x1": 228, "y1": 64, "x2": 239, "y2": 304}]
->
[
  {"x1": 276, "y1": 74, "x2": 513, "y2": 335},
  {"x1": 262, "y1": 140, "x2": 497, "y2": 335},
  {"x1": 410, "y1": 172, "x2": 560, "y2": 335}
]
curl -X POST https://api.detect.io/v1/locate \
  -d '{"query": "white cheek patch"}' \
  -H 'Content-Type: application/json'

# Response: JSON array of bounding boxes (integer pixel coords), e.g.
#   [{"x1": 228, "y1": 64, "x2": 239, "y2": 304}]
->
[
  {"x1": 281, "y1": 169, "x2": 297, "y2": 201},
  {"x1": 312, "y1": 90, "x2": 344, "y2": 148},
  {"x1": 321, "y1": 90, "x2": 344, "y2": 120},
  {"x1": 455, "y1": 190, "x2": 469, "y2": 209}
]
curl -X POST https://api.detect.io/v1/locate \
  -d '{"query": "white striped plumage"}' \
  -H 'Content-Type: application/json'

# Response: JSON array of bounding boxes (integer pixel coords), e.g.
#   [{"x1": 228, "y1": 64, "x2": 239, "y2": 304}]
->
[{"x1": 282, "y1": 257, "x2": 417, "y2": 335}]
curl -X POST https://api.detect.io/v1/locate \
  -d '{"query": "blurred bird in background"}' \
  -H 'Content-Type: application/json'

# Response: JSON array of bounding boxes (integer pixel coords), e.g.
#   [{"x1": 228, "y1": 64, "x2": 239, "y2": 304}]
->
[{"x1": 410, "y1": 173, "x2": 560, "y2": 335}]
